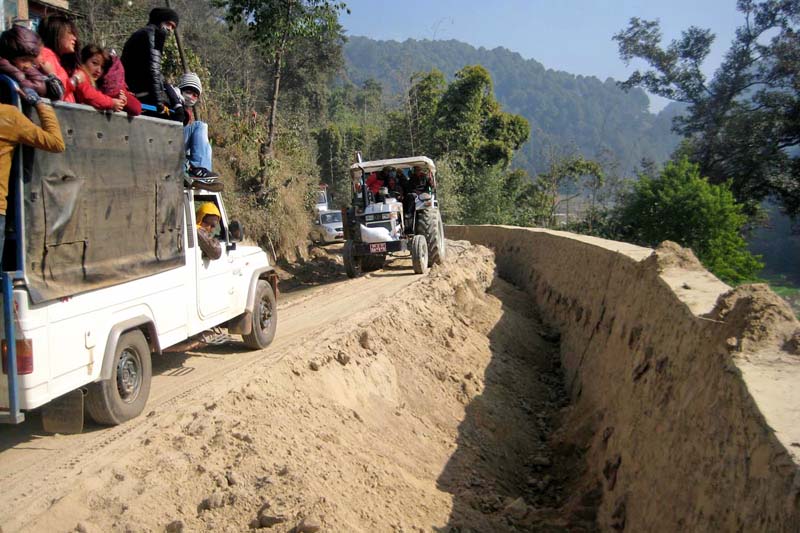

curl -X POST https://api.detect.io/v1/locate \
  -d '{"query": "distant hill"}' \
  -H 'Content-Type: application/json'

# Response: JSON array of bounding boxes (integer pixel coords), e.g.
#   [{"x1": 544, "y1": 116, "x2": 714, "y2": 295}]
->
[{"x1": 343, "y1": 36, "x2": 683, "y2": 176}]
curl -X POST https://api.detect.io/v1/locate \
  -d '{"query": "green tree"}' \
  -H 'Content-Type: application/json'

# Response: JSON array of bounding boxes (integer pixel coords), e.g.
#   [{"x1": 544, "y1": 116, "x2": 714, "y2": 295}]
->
[
  {"x1": 434, "y1": 65, "x2": 529, "y2": 169},
  {"x1": 217, "y1": 0, "x2": 348, "y2": 183},
  {"x1": 406, "y1": 70, "x2": 446, "y2": 155},
  {"x1": 615, "y1": 158, "x2": 763, "y2": 284},
  {"x1": 532, "y1": 152, "x2": 604, "y2": 228},
  {"x1": 614, "y1": 1, "x2": 800, "y2": 215}
]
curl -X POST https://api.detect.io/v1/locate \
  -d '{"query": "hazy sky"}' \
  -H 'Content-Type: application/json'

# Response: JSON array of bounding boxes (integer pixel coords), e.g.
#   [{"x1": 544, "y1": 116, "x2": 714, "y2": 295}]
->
[{"x1": 340, "y1": 0, "x2": 744, "y2": 111}]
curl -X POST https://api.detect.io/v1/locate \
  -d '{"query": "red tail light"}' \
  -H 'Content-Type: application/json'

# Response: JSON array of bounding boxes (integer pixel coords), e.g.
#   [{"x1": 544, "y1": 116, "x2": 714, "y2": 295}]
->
[{"x1": 2, "y1": 339, "x2": 33, "y2": 375}]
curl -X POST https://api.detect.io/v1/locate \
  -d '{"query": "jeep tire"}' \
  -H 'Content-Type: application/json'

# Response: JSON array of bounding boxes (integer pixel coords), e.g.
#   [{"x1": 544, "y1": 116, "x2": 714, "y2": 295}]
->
[
  {"x1": 86, "y1": 330, "x2": 152, "y2": 425},
  {"x1": 242, "y1": 280, "x2": 277, "y2": 350}
]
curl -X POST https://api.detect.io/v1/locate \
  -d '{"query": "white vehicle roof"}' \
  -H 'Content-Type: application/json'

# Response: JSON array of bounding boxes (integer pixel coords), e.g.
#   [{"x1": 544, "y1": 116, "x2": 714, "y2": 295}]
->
[{"x1": 349, "y1": 156, "x2": 436, "y2": 175}]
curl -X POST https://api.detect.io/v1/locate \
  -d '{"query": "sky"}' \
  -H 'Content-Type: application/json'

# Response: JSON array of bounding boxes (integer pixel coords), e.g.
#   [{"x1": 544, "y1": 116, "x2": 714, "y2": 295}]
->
[{"x1": 340, "y1": 0, "x2": 744, "y2": 112}]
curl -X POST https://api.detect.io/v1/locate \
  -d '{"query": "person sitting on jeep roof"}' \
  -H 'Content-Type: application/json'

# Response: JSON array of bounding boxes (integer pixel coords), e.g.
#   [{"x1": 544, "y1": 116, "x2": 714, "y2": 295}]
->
[
  {"x1": 366, "y1": 166, "x2": 403, "y2": 199},
  {"x1": 176, "y1": 72, "x2": 219, "y2": 180},
  {"x1": 195, "y1": 202, "x2": 222, "y2": 260}
]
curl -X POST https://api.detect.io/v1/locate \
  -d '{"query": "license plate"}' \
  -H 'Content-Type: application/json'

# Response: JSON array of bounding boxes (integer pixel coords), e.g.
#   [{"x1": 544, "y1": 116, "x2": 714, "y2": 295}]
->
[{"x1": 369, "y1": 243, "x2": 387, "y2": 253}]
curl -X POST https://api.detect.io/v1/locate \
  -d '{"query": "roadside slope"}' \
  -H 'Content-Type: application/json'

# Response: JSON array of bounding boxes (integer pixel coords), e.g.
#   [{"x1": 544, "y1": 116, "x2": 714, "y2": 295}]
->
[{"x1": 448, "y1": 225, "x2": 800, "y2": 532}]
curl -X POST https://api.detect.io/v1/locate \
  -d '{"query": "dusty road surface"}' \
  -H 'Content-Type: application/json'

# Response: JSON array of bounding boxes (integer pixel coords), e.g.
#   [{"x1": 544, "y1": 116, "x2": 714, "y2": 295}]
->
[{"x1": 0, "y1": 242, "x2": 588, "y2": 532}]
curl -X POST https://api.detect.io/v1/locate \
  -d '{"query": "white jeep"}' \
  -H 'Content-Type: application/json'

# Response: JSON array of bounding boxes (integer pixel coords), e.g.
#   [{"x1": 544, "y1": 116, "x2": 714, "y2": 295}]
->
[{"x1": 0, "y1": 83, "x2": 277, "y2": 431}]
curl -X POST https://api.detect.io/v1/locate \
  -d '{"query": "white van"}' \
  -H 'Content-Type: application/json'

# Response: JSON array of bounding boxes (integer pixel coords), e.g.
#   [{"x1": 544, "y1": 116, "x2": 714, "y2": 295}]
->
[{"x1": 0, "y1": 86, "x2": 277, "y2": 430}]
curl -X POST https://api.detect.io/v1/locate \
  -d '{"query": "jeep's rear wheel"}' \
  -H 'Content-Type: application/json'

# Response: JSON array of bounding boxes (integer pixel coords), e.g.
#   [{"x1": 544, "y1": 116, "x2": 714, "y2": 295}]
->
[
  {"x1": 415, "y1": 208, "x2": 445, "y2": 266},
  {"x1": 411, "y1": 234, "x2": 429, "y2": 274},
  {"x1": 242, "y1": 280, "x2": 277, "y2": 350},
  {"x1": 86, "y1": 330, "x2": 152, "y2": 425},
  {"x1": 343, "y1": 240, "x2": 360, "y2": 278}
]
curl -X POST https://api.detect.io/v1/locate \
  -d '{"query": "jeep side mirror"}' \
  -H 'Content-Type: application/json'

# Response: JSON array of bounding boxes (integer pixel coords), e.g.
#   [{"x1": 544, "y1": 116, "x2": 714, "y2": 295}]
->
[
  {"x1": 314, "y1": 220, "x2": 320, "y2": 225},
  {"x1": 229, "y1": 220, "x2": 244, "y2": 242}
]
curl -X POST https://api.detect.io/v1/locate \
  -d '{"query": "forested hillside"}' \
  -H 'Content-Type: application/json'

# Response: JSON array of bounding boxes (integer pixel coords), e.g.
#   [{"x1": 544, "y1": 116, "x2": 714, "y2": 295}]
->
[{"x1": 342, "y1": 36, "x2": 682, "y2": 175}]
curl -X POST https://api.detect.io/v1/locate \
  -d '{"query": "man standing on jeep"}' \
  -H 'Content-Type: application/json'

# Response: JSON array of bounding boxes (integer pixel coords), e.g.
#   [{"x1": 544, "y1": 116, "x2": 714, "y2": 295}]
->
[{"x1": 195, "y1": 202, "x2": 222, "y2": 260}]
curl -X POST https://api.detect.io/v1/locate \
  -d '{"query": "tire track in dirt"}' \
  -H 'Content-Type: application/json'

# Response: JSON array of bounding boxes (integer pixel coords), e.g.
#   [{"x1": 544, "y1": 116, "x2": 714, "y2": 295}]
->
[{"x1": 0, "y1": 255, "x2": 420, "y2": 533}]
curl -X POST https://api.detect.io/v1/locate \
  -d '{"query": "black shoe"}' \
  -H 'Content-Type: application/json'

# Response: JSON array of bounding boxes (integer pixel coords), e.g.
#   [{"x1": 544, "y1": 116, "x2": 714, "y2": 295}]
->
[{"x1": 189, "y1": 166, "x2": 219, "y2": 179}]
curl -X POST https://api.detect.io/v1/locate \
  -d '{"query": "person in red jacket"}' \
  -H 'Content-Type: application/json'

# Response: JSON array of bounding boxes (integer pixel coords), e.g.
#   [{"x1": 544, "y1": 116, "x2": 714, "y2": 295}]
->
[
  {"x1": 73, "y1": 45, "x2": 141, "y2": 115},
  {"x1": 73, "y1": 45, "x2": 124, "y2": 112}
]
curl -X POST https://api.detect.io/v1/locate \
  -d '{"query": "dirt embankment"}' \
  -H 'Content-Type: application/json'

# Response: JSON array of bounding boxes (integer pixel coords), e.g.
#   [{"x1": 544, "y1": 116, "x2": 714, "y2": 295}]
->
[
  {"x1": 447, "y1": 225, "x2": 800, "y2": 532},
  {"x1": 16, "y1": 242, "x2": 587, "y2": 532}
]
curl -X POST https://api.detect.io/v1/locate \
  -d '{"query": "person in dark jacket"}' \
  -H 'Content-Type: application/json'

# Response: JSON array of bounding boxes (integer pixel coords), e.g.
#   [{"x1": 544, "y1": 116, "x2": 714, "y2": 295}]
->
[
  {"x1": 121, "y1": 7, "x2": 182, "y2": 121},
  {"x1": 0, "y1": 25, "x2": 64, "y2": 100},
  {"x1": 401, "y1": 165, "x2": 432, "y2": 216}
]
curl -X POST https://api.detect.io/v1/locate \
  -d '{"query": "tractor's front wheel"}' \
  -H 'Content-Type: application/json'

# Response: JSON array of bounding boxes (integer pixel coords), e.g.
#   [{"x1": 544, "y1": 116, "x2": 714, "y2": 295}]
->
[{"x1": 411, "y1": 235, "x2": 429, "y2": 274}]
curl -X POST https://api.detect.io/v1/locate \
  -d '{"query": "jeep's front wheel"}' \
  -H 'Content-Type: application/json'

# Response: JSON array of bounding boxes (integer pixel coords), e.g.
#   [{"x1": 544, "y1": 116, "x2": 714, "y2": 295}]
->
[
  {"x1": 242, "y1": 280, "x2": 277, "y2": 349},
  {"x1": 86, "y1": 330, "x2": 152, "y2": 425}
]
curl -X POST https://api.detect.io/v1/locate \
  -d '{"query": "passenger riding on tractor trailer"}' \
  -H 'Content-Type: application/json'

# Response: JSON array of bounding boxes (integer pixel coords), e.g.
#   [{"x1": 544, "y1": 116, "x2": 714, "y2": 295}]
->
[
  {"x1": 342, "y1": 155, "x2": 446, "y2": 277},
  {"x1": 0, "y1": 74, "x2": 278, "y2": 432}
]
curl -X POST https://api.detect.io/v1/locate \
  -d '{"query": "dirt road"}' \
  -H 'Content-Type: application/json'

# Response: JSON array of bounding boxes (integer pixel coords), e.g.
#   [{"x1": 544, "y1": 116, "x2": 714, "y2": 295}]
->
[{"x1": 0, "y1": 243, "x2": 586, "y2": 532}]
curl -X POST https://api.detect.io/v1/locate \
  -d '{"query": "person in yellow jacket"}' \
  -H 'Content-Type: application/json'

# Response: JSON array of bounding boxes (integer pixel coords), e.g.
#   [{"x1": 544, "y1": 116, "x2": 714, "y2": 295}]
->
[
  {"x1": 0, "y1": 87, "x2": 65, "y2": 253},
  {"x1": 195, "y1": 201, "x2": 221, "y2": 260}
]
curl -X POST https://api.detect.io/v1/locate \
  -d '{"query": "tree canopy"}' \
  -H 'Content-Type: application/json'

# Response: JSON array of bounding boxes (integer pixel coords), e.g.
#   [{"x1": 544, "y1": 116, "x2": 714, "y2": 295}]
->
[
  {"x1": 614, "y1": 0, "x2": 800, "y2": 215},
  {"x1": 343, "y1": 36, "x2": 682, "y2": 178},
  {"x1": 614, "y1": 158, "x2": 763, "y2": 284}
]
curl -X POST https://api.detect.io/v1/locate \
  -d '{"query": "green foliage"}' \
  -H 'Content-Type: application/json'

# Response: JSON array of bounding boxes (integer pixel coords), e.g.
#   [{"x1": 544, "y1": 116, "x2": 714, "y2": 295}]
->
[
  {"x1": 615, "y1": 1, "x2": 800, "y2": 216},
  {"x1": 317, "y1": 65, "x2": 531, "y2": 225},
  {"x1": 71, "y1": 0, "x2": 347, "y2": 258},
  {"x1": 614, "y1": 158, "x2": 763, "y2": 284},
  {"x1": 216, "y1": 0, "x2": 346, "y2": 50},
  {"x1": 215, "y1": 0, "x2": 347, "y2": 164},
  {"x1": 531, "y1": 153, "x2": 604, "y2": 228},
  {"x1": 342, "y1": 37, "x2": 682, "y2": 178}
]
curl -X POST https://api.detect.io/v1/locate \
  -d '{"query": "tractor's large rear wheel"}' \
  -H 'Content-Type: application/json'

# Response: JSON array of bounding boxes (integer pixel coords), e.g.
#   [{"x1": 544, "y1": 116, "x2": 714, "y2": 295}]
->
[{"x1": 415, "y1": 208, "x2": 445, "y2": 266}]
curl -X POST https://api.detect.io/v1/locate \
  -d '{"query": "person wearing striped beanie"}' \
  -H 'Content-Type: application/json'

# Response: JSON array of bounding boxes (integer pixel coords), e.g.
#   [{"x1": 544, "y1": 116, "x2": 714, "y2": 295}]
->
[{"x1": 177, "y1": 72, "x2": 218, "y2": 180}]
